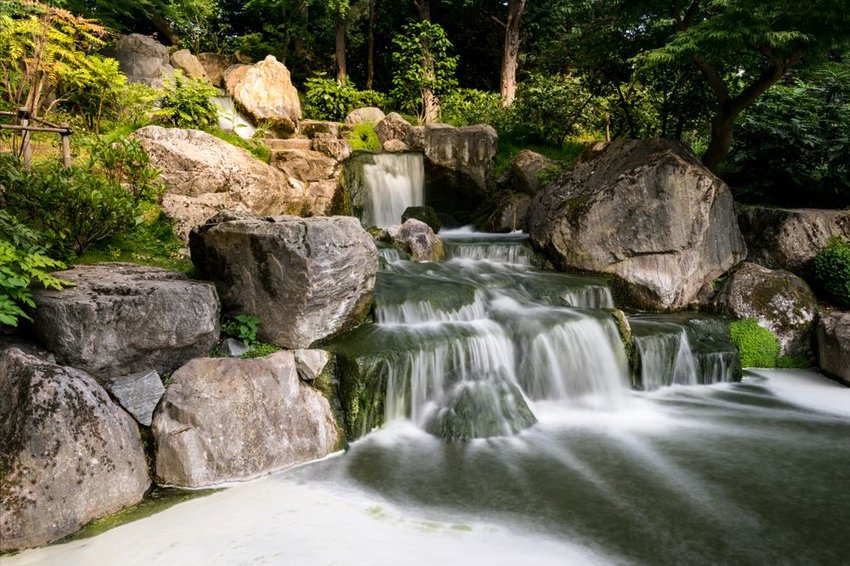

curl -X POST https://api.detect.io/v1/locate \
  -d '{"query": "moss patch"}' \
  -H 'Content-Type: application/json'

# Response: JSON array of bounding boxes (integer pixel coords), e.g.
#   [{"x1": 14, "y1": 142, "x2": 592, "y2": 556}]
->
[{"x1": 729, "y1": 318, "x2": 780, "y2": 368}]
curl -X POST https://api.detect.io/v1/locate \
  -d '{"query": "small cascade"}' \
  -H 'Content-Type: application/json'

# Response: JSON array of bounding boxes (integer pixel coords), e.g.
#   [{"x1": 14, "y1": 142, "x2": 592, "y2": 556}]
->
[
  {"x1": 445, "y1": 240, "x2": 535, "y2": 266},
  {"x1": 630, "y1": 316, "x2": 739, "y2": 390},
  {"x1": 358, "y1": 153, "x2": 424, "y2": 227},
  {"x1": 212, "y1": 95, "x2": 256, "y2": 139}
]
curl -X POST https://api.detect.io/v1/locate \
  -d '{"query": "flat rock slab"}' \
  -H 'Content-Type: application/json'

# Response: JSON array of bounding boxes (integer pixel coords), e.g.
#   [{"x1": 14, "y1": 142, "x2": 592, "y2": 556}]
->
[
  {"x1": 0, "y1": 349, "x2": 150, "y2": 550},
  {"x1": 103, "y1": 369, "x2": 166, "y2": 426},
  {"x1": 190, "y1": 212, "x2": 377, "y2": 348},
  {"x1": 152, "y1": 352, "x2": 339, "y2": 487},
  {"x1": 32, "y1": 263, "x2": 220, "y2": 379}
]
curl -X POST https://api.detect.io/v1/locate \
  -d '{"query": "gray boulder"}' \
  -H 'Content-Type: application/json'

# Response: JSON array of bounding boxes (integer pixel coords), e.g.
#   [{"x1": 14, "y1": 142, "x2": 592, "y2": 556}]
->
[
  {"x1": 152, "y1": 352, "x2": 339, "y2": 487},
  {"x1": 131, "y1": 126, "x2": 310, "y2": 239},
  {"x1": 529, "y1": 139, "x2": 747, "y2": 310},
  {"x1": 294, "y1": 349, "x2": 331, "y2": 382},
  {"x1": 226, "y1": 55, "x2": 302, "y2": 133},
  {"x1": 345, "y1": 107, "x2": 385, "y2": 125},
  {"x1": 0, "y1": 349, "x2": 150, "y2": 550},
  {"x1": 508, "y1": 149, "x2": 561, "y2": 195},
  {"x1": 32, "y1": 263, "x2": 219, "y2": 379},
  {"x1": 375, "y1": 112, "x2": 418, "y2": 148},
  {"x1": 111, "y1": 33, "x2": 173, "y2": 87},
  {"x1": 170, "y1": 49, "x2": 209, "y2": 81},
  {"x1": 486, "y1": 191, "x2": 531, "y2": 233},
  {"x1": 103, "y1": 369, "x2": 166, "y2": 426},
  {"x1": 197, "y1": 52, "x2": 230, "y2": 87},
  {"x1": 737, "y1": 207, "x2": 850, "y2": 273},
  {"x1": 817, "y1": 312, "x2": 850, "y2": 385},
  {"x1": 423, "y1": 124, "x2": 498, "y2": 219},
  {"x1": 383, "y1": 219, "x2": 445, "y2": 262},
  {"x1": 714, "y1": 262, "x2": 818, "y2": 356},
  {"x1": 190, "y1": 212, "x2": 378, "y2": 348}
]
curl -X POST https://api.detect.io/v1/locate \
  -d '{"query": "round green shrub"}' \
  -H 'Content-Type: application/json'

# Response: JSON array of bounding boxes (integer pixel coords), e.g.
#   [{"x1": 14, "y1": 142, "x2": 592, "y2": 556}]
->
[
  {"x1": 729, "y1": 318, "x2": 780, "y2": 368},
  {"x1": 812, "y1": 236, "x2": 850, "y2": 308}
]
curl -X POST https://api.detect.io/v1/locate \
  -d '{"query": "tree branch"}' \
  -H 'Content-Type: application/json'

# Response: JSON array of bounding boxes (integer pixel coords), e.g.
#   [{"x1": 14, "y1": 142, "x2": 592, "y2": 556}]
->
[
  {"x1": 692, "y1": 55, "x2": 729, "y2": 103},
  {"x1": 491, "y1": 15, "x2": 506, "y2": 28}
]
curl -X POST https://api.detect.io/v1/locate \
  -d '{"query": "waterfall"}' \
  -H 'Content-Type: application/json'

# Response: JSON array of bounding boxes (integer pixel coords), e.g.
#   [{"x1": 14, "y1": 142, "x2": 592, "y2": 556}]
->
[
  {"x1": 212, "y1": 96, "x2": 256, "y2": 139},
  {"x1": 359, "y1": 153, "x2": 424, "y2": 228}
]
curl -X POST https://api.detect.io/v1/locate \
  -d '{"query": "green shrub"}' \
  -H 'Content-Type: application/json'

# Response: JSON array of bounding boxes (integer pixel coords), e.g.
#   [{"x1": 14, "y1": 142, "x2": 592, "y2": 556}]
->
[
  {"x1": 812, "y1": 236, "x2": 850, "y2": 307},
  {"x1": 303, "y1": 75, "x2": 387, "y2": 121},
  {"x1": 84, "y1": 136, "x2": 164, "y2": 203},
  {"x1": 346, "y1": 123, "x2": 381, "y2": 152},
  {"x1": 158, "y1": 71, "x2": 219, "y2": 130},
  {"x1": 441, "y1": 88, "x2": 501, "y2": 127},
  {"x1": 222, "y1": 314, "x2": 260, "y2": 346},
  {"x1": 729, "y1": 318, "x2": 780, "y2": 368},
  {"x1": 0, "y1": 212, "x2": 68, "y2": 327},
  {"x1": 0, "y1": 154, "x2": 140, "y2": 257}
]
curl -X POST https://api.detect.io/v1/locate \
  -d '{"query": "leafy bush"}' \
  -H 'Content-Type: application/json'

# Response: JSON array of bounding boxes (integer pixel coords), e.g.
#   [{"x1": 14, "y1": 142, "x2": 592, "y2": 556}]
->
[
  {"x1": 158, "y1": 71, "x2": 219, "y2": 130},
  {"x1": 85, "y1": 136, "x2": 163, "y2": 203},
  {"x1": 441, "y1": 88, "x2": 501, "y2": 127},
  {"x1": 812, "y1": 236, "x2": 850, "y2": 308},
  {"x1": 59, "y1": 54, "x2": 127, "y2": 133},
  {"x1": 303, "y1": 75, "x2": 386, "y2": 122},
  {"x1": 0, "y1": 212, "x2": 67, "y2": 327},
  {"x1": 0, "y1": 154, "x2": 140, "y2": 257},
  {"x1": 729, "y1": 318, "x2": 780, "y2": 368},
  {"x1": 222, "y1": 314, "x2": 260, "y2": 346},
  {"x1": 346, "y1": 123, "x2": 381, "y2": 152}
]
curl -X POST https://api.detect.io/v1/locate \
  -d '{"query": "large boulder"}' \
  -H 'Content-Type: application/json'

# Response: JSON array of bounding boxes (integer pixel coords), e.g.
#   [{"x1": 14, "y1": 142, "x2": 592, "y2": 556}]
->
[
  {"x1": 32, "y1": 263, "x2": 219, "y2": 379},
  {"x1": 423, "y1": 124, "x2": 498, "y2": 219},
  {"x1": 737, "y1": 207, "x2": 850, "y2": 273},
  {"x1": 817, "y1": 311, "x2": 850, "y2": 385},
  {"x1": 190, "y1": 213, "x2": 378, "y2": 348},
  {"x1": 152, "y1": 352, "x2": 339, "y2": 487},
  {"x1": 170, "y1": 49, "x2": 209, "y2": 82},
  {"x1": 486, "y1": 191, "x2": 531, "y2": 233},
  {"x1": 529, "y1": 139, "x2": 747, "y2": 310},
  {"x1": 0, "y1": 349, "x2": 150, "y2": 550},
  {"x1": 111, "y1": 33, "x2": 173, "y2": 87},
  {"x1": 270, "y1": 148, "x2": 337, "y2": 183},
  {"x1": 225, "y1": 55, "x2": 302, "y2": 133},
  {"x1": 197, "y1": 52, "x2": 230, "y2": 87},
  {"x1": 508, "y1": 149, "x2": 561, "y2": 195},
  {"x1": 382, "y1": 219, "x2": 445, "y2": 262},
  {"x1": 345, "y1": 107, "x2": 385, "y2": 125},
  {"x1": 375, "y1": 112, "x2": 419, "y2": 148},
  {"x1": 714, "y1": 262, "x2": 818, "y2": 356},
  {"x1": 131, "y1": 126, "x2": 309, "y2": 239}
]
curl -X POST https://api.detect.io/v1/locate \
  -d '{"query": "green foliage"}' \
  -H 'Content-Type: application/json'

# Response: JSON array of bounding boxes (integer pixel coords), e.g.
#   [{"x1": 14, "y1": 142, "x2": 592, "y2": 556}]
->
[
  {"x1": 158, "y1": 71, "x2": 219, "y2": 130},
  {"x1": 727, "y1": 62, "x2": 850, "y2": 207},
  {"x1": 812, "y1": 237, "x2": 850, "y2": 308},
  {"x1": 222, "y1": 314, "x2": 260, "y2": 346},
  {"x1": 303, "y1": 75, "x2": 386, "y2": 121},
  {"x1": 208, "y1": 128, "x2": 271, "y2": 163},
  {"x1": 346, "y1": 122, "x2": 381, "y2": 151},
  {"x1": 240, "y1": 342, "x2": 279, "y2": 359},
  {"x1": 84, "y1": 136, "x2": 164, "y2": 203},
  {"x1": 729, "y1": 319, "x2": 780, "y2": 368},
  {"x1": 58, "y1": 54, "x2": 127, "y2": 133},
  {"x1": 440, "y1": 88, "x2": 501, "y2": 127},
  {"x1": 391, "y1": 21, "x2": 458, "y2": 123},
  {"x1": 0, "y1": 211, "x2": 68, "y2": 327}
]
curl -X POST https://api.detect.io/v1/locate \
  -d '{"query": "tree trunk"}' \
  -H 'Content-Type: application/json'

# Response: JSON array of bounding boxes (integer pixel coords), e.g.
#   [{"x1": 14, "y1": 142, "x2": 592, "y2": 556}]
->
[
  {"x1": 335, "y1": 17, "x2": 347, "y2": 82},
  {"x1": 366, "y1": 0, "x2": 377, "y2": 89},
  {"x1": 413, "y1": 0, "x2": 430, "y2": 21},
  {"x1": 499, "y1": 0, "x2": 526, "y2": 107},
  {"x1": 702, "y1": 110, "x2": 735, "y2": 171}
]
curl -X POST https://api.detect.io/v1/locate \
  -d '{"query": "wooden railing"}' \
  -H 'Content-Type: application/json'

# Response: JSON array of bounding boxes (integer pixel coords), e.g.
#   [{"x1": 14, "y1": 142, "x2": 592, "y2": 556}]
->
[{"x1": 0, "y1": 107, "x2": 72, "y2": 166}]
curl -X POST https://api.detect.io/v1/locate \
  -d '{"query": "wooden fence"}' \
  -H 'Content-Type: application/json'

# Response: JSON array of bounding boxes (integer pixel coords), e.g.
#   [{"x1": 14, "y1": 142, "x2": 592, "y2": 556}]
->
[{"x1": 0, "y1": 107, "x2": 72, "y2": 166}]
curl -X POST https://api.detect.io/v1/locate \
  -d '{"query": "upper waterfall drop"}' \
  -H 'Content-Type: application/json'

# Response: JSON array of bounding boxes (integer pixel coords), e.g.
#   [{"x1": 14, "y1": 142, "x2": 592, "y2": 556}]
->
[{"x1": 359, "y1": 153, "x2": 425, "y2": 227}]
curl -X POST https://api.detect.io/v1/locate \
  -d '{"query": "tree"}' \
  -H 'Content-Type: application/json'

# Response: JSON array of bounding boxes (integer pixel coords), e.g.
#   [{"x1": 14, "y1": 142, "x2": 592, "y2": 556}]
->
[
  {"x1": 636, "y1": 0, "x2": 850, "y2": 169},
  {"x1": 391, "y1": 20, "x2": 458, "y2": 123},
  {"x1": 496, "y1": 0, "x2": 525, "y2": 106}
]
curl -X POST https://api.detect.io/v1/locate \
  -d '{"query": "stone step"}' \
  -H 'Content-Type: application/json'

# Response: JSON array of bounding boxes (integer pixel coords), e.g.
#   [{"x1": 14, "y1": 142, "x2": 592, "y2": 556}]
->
[{"x1": 264, "y1": 138, "x2": 312, "y2": 151}]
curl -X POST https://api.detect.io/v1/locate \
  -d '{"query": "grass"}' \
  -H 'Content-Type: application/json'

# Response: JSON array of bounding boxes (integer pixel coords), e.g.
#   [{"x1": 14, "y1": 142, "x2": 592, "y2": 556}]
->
[
  {"x1": 493, "y1": 135, "x2": 587, "y2": 177},
  {"x1": 76, "y1": 203, "x2": 192, "y2": 274},
  {"x1": 208, "y1": 128, "x2": 271, "y2": 163}
]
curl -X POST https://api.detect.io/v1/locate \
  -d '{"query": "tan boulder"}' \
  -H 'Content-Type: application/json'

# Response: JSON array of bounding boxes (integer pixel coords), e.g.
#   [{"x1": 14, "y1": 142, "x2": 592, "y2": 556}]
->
[
  {"x1": 170, "y1": 49, "x2": 209, "y2": 82},
  {"x1": 198, "y1": 52, "x2": 230, "y2": 87},
  {"x1": 225, "y1": 55, "x2": 302, "y2": 133}
]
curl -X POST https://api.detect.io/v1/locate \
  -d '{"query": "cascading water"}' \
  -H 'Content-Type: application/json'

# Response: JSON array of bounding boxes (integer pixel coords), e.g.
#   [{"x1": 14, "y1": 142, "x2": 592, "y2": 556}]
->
[
  {"x1": 212, "y1": 95, "x2": 256, "y2": 139},
  {"x1": 354, "y1": 153, "x2": 425, "y2": 227}
]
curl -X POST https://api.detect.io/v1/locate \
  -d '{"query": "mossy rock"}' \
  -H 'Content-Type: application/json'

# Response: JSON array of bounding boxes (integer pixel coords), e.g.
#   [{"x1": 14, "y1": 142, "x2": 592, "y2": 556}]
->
[{"x1": 402, "y1": 206, "x2": 442, "y2": 233}]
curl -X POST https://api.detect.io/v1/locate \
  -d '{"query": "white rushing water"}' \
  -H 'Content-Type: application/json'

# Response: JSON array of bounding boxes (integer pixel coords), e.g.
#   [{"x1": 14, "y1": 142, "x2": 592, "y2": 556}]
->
[
  {"x1": 211, "y1": 96, "x2": 256, "y2": 139},
  {"x1": 360, "y1": 153, "x2": 424, "y2": 227}
]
